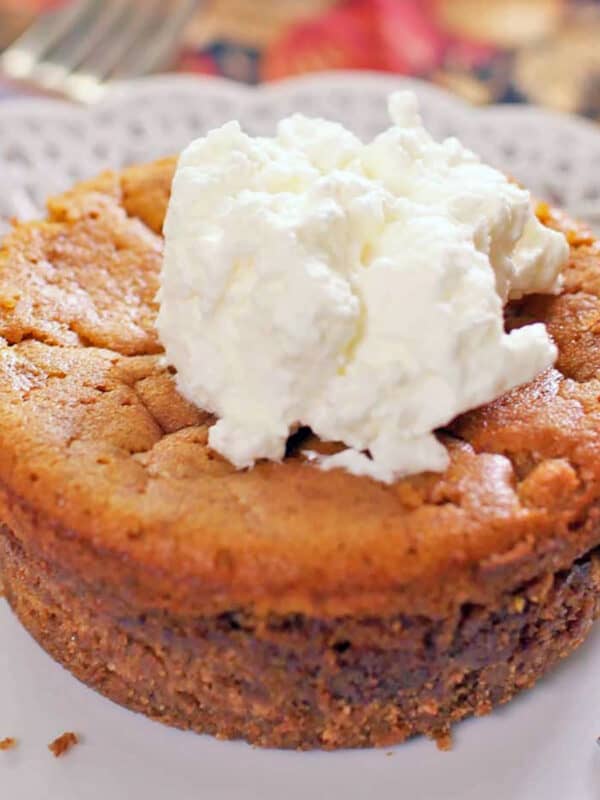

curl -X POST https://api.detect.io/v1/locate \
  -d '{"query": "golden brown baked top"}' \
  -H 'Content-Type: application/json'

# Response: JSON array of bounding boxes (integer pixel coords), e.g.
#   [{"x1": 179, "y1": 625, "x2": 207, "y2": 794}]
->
[{"x1": 1, "y1": 159, "x2": 600, "y2": 617}]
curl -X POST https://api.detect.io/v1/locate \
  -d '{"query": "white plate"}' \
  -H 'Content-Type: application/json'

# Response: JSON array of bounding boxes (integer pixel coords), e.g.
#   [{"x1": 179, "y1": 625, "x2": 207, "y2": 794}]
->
[
  {"x1": 1, "y1": 71, "x2": 600, "y2": 229},
  {"x1": 1, "y1": 72, "x2": 600, "y2": 799}
]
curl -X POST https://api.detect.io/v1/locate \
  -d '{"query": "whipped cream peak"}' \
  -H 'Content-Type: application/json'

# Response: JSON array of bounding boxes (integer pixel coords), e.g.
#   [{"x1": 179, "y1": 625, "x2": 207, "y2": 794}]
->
[{"x1": 158, "y1": 91, "x2": 569, "y2": 483}]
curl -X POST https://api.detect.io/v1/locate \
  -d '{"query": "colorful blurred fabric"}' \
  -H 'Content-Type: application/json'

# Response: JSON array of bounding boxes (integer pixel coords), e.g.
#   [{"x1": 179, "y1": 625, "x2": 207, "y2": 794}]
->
[{"x1": 1, "y1": 0, "x2": 600, "y2": 120}]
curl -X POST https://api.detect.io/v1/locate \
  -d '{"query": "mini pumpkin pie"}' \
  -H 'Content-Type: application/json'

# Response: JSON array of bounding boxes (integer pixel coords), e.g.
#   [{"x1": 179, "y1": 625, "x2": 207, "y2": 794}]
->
[{"x1": 0, "y1": 159, "x2": 599, "y2": 749}]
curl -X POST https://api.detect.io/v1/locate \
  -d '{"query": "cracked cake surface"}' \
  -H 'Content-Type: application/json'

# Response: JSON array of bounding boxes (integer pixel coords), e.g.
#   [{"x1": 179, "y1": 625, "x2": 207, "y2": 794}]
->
[{"x1": 1, "y1": 159, "x2": 600, "y2": 748}]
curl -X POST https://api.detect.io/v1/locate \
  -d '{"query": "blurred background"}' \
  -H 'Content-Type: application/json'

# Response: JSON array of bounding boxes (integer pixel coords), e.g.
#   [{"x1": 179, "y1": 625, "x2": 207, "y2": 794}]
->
[{"x1": 1, "y1": 0, "x2": 599, "y2": 118}]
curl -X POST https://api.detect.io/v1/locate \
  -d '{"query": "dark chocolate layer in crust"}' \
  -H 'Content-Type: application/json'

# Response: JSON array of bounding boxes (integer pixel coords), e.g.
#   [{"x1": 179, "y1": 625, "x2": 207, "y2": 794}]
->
[{"x1": 2, "y1": 524, "x2": 598, "y2": 750}]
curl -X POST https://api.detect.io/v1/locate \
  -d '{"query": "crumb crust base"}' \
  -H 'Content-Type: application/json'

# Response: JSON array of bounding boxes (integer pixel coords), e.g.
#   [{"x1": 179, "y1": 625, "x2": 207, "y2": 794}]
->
[{"x1": 2, "y1": 526, "x2": 598, "y2": 750}]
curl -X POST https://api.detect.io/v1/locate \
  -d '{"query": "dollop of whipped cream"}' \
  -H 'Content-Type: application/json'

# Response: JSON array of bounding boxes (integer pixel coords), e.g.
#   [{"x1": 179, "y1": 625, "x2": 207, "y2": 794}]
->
[{"x1": 158, "y1": 92, "x2": 569, "y2": 483}]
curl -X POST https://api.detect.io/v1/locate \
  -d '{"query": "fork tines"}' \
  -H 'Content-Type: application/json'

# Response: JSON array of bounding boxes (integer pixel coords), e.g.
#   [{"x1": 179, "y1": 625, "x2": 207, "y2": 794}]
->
[{"x1": 0, "y1": 0, "x2": 198, "y2": 103}]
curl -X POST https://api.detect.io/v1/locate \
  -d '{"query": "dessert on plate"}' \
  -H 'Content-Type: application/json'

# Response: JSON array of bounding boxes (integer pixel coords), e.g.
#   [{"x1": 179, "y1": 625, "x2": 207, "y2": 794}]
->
[{"x1": 0, "y1": 93, "x2": 599, "y2": 750}]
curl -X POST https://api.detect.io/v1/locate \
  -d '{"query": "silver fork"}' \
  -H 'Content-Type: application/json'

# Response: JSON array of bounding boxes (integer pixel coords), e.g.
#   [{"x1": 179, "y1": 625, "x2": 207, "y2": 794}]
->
[{"x1": 0, "y1": 0, "x2": 199, "y2": 103}]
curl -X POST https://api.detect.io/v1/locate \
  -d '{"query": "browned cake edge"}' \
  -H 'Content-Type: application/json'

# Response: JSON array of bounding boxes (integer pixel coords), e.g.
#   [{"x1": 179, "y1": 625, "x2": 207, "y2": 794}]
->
[{"x1": 2, "y1": 523, "x2": 599, "y2": 750}]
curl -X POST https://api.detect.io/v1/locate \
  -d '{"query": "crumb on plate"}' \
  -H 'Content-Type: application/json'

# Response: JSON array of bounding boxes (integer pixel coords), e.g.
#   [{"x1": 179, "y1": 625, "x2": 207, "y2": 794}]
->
[
  {"x1": 434, "y1": 729, "x2": 453, "y2": 752},
  {"x1": 0, "y1": 737, "x2": 16, "y2": 751},
  {"x1": 48, "y1": 732, "x2": 79, "y2": 757}
]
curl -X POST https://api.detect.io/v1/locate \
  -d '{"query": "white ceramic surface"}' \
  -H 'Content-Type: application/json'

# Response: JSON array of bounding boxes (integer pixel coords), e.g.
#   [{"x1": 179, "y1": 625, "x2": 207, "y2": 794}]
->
[
  {"x1": 1, "y1": 73, "x2": 600, "y2": 800},
  {"x1": 1, "y1": 72, "x2": 600, "y2": 230}
]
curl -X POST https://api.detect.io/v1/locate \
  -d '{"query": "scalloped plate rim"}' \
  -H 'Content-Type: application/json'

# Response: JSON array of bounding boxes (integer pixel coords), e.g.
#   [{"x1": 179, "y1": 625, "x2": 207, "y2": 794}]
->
[{"x1": 0, "y1": 70, "x2": 599, "y2": 147}]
